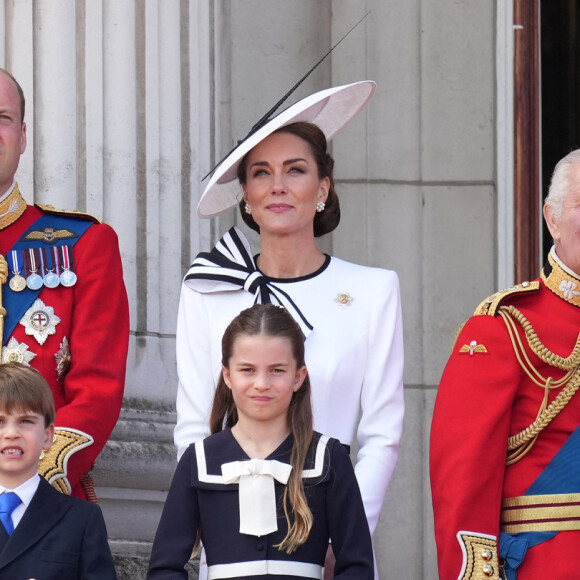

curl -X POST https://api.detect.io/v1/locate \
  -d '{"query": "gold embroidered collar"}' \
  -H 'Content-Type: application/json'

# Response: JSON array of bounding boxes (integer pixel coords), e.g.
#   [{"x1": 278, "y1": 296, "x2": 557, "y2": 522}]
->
[
  {"x1": 0, "y1": 184, "x2": 26, "y2": 230},
  {"x1": 541, "y1": 249, "x2": 580, "y2": 308}
]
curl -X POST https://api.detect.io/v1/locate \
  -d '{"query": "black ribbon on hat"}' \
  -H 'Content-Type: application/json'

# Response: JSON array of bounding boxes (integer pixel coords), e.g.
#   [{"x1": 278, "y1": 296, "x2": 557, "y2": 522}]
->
[
  {"x1": 184, "y1": 227, "x2": 313, "y2": 337},
  {"x1": 202, "y1": 11, "x2": 371, "y2": 181}
]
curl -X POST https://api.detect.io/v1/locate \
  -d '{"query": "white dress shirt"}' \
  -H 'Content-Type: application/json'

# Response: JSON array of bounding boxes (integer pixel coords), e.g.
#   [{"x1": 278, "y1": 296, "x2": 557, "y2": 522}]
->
[{"x1": 0, "y1": 473, "x2": 41, "y2": 529}]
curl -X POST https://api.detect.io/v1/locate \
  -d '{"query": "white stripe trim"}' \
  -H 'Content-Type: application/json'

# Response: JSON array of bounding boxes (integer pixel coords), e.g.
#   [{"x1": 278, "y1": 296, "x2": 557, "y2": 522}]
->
[
  {"x1": 208, "y1": 559, "x2": 322, "y2": 579},
  {"x1": 197, "y1": 436, "x2": 329, "y2": 484},
  {"x1": 218, "y1": 228, "x2": 253, "y2": 265},
  {"x1": 191, "y1": 264, "x2": 248, "y2": 282},
  {"x1": 196, "y1": 440, "x2": 226, "y2": 484},
  {"x1": 303, "y1": 435, "x2": 329, "y2": 478}
]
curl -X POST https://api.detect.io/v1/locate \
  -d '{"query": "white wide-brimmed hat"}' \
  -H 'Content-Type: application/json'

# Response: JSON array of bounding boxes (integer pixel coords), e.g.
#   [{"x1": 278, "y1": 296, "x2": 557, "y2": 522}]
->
[{"x1": 197, "y1": 80, "x2": 376, "y2": 218}]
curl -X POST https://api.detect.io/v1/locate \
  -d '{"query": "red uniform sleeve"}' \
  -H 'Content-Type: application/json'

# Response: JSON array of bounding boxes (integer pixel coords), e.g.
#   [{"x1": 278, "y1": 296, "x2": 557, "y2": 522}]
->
[
  {"x1": 430, "y1": 314, "x2": 520, "y2": 578},
  {"x1": 51, "y1": 222, "x2": 129, "y2": 497}
]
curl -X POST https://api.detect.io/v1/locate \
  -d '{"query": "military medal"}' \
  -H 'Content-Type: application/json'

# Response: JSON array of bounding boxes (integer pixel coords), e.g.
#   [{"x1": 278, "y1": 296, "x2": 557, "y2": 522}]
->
[
  {"x1": 1, "y1": 337, "x2": 36, "y2": 365},
  {"x1": 60, "y1": 269, "x2": 77, "y2": 286},
  {"x1": 44, "y1": 271, "x2": 60, "y2": 288},
  {"x1": 9, "y1": 274, "x2": 26, "y2": 292},
  {"x1": 41, "y1": 247, "x2": 60, "y2": 288},
  {"x1": 25, "y1": 249, "x2": 43, "y2": 290},
  {"x1": 59, "y1": 246, "x2": 77, "y2": 287},
  {"x1": 8, "y1": 250, "x2": 26, "y2": 292},
  {"x1": 20, "y1": 298, "x2": 61, "y2": 345},
  {"x1": 55, "y1": 336, "x2": 71, "y2": 380}
]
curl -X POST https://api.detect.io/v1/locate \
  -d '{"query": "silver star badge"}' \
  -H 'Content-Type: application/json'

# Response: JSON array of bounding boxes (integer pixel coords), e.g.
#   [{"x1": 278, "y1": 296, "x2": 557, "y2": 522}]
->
[
  {"x1": 1, "y1": 337, "x2": 37, "y2": 365},
  {"x1": 20, "y1": 298, "x2": 61, "y2": 345}
]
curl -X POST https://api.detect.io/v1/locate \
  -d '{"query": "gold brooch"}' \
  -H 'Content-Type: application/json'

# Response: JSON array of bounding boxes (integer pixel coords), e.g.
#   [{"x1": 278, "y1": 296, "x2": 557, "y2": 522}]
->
[{"x1": 335, "y1": 292, "x2": 353, "y2": 308}]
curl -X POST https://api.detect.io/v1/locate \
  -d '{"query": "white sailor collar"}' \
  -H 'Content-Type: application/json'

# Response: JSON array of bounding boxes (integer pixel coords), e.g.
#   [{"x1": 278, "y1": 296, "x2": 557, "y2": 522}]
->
[{"x1": 194, "y1": 429, "x2": 330, "y2": 487}]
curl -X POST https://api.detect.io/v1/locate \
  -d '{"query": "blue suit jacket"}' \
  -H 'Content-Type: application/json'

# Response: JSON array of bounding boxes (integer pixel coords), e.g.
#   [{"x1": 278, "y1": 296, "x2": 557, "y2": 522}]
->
[{"x1": 0, "y1": 477, "x2": 117, "y2": 579}]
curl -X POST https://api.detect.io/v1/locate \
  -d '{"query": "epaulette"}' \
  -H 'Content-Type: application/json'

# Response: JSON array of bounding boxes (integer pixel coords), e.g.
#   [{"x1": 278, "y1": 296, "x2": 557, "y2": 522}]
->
[
  {"x1": 35, "y1": 203, "x2": 102, "y2": 224},
  {"x1": 474, "y1": 280, "x2": 540, "y2": 316}
]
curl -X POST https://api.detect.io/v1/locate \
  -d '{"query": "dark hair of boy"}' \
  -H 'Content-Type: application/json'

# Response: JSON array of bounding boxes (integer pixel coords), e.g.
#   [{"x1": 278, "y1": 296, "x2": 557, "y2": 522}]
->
[{"x1": 0, "y1": 363, "x2": 55, "y2": 427}]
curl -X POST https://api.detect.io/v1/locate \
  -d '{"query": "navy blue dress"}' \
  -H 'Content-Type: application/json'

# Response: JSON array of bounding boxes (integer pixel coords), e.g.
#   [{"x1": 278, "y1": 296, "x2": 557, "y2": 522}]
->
[{"x1": 148, "y1": 430, "x2": 373, "y2": 579}]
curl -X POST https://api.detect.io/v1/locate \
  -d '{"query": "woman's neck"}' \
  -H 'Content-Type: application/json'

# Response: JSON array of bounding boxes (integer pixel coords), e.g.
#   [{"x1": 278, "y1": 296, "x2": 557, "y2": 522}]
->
[
  {"x1": 232, "y1": 419, "x2": 290, "y2": 459},
  {"x1": 257, "y1": 232, "x2": 325, "y2": 278}
]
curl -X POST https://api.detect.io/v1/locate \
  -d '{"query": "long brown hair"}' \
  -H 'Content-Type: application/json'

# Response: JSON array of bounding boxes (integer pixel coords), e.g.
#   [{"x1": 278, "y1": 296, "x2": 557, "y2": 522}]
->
[
  {"x1": 237, "y1": 121, "x2": 340, "y2": 237},
  {"x1": 210, "y1": 304, "x2": 314, "y2": 553}
]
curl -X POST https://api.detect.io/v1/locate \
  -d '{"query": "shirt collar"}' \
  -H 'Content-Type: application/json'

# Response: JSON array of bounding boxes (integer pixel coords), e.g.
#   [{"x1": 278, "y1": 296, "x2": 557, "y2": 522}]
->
[{"x1": 0, "y1": 473, "x2": 40, "y2": 507}]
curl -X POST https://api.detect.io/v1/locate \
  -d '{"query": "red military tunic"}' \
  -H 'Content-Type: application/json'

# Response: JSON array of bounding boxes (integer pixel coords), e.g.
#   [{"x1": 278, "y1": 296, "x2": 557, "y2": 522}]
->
[
  {"x1": 430, "y1": 249, "x2": 580, "y2": 579},
  {"x1": 0, "y1": 184, "x2": 129, "y2": 500}
]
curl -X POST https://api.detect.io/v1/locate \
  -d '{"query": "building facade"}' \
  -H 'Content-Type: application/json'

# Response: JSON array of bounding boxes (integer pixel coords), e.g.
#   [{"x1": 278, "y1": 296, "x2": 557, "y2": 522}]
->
[{"x1": 0, "y1": 1, "x2": 517, "y2": 578}]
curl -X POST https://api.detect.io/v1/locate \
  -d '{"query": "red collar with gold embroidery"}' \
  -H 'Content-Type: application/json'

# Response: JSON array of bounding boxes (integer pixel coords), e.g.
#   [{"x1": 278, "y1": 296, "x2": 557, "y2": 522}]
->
[{"x1": 541, "y1": 251, "x2": 580, "y2": 308}]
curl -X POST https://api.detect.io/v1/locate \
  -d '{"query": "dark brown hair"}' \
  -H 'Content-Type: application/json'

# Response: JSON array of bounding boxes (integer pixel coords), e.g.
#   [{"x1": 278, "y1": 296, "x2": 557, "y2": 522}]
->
[
  {"x1": 210, "y1": 304, "x2": 314, "y2": 553},
  {"x1": 237, "y1": 122, "x2": 340, "y2": 237},
  {"x1": 0, "y1": 363, "x2": 55, "y2": 427}
]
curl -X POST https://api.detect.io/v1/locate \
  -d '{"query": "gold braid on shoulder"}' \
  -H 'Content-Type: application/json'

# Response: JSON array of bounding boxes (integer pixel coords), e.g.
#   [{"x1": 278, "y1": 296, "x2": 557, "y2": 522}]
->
[{"x1": 498, "y1": 305, "x2": 580, "y2": 465}]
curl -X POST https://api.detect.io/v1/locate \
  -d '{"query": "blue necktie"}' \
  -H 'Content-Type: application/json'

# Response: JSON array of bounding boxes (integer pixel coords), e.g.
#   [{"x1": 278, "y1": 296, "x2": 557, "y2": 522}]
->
[{"x1": 0, "y1": 492, "x2": 21, "y2": 535}]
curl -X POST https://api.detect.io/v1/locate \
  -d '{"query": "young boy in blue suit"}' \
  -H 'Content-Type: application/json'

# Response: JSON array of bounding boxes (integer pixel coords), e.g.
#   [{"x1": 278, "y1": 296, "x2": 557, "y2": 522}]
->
[{"x1": 0, "y1": 362, "x2": 117, "y2": 579}]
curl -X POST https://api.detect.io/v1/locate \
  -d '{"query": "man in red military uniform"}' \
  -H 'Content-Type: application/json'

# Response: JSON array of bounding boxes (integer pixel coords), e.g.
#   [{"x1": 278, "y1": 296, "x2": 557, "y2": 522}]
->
[
  {"x1": 430, "y1": 149, "x2": 580, "y2": 580},
  {"x1": 0, "y1": 68, "x2": 129, "y2": 501}
]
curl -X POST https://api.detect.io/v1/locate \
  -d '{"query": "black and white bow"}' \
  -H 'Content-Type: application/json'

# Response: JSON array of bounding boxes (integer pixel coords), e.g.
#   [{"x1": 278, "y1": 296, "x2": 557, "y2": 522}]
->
[{"x1": 184, "y1": 227, "x2": 313, "y2": 336}]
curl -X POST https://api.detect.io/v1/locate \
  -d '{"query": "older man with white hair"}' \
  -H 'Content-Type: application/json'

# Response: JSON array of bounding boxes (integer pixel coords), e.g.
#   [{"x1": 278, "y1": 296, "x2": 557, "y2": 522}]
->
[{"x1": 430, "y1": 149, "x2": 580, "y2": 580}]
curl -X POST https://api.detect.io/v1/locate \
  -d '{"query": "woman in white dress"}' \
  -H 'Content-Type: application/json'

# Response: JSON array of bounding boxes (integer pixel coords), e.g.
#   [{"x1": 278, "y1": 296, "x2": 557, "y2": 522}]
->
[{"x1": 175, "y1": 81, "x2": 404, "y2": 578}]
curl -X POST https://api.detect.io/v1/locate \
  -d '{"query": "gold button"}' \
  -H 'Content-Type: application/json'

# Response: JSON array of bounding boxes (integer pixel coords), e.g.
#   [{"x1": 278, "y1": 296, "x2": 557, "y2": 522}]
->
[
  {"x1": 481, "y1": 548, "x2": 493, "y2": 561},
  {"x1": 483, "y1": 564, "x2": 494, "y2": 576}
]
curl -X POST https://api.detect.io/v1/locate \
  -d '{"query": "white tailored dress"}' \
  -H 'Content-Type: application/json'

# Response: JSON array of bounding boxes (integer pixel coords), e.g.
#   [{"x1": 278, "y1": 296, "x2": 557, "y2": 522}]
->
[{"x1": 174, "y1": 227, "x2": 405, "y2": 577}]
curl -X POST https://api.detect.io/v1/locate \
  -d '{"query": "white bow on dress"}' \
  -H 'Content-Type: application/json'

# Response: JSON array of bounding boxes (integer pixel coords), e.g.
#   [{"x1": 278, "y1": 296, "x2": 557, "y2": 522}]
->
[{"x1": 222, "y1": 458, "x2": 293, "y2": 537}]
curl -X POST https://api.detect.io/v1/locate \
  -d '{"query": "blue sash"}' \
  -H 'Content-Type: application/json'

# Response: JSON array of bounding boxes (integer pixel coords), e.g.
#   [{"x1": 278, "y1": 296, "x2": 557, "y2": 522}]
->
[
  {"x1": 3, "y1": 214, "x2": 93, "y2": 344},
  {"x1": 500, "y1": 424, "x2": 580, "y2": 579}
]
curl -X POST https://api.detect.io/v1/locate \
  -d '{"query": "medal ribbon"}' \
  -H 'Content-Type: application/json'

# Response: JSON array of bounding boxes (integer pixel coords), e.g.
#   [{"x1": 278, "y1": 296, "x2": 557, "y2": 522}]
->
[
  {"x1": 52, "y1": 247, "x2": 61, "y2": 276},
  {"x1": 43, "y1": 247, "x2": 55, "y2": 274},
  {"x1": 8, "y1": 251, "x2": 21, "y2": 275},
  {"x1": 184, "y1": 227, "x2": 314, "y2": 337},
  {"x1": 24, "y1": 248, "x2": 39, "y2": 277},
  {"x1": 38, "y1": 247, "x2": 46, "y2": 277},
  {"x1": 3, "y1": 214, "x2": 94, "y2": 345},
  {"x1": 60, "y1": 245, "x2": 74, "y2": 272}
]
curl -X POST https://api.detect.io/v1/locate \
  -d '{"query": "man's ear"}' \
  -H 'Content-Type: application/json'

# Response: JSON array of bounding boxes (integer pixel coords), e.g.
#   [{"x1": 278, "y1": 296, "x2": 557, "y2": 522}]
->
[{"x1": 544, "y1": 203, "x2": 561, "y2": 242}]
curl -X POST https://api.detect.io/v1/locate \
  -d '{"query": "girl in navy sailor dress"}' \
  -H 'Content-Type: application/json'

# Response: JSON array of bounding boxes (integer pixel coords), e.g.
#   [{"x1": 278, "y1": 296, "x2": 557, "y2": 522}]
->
[{"x1": 148, "y1": 304, "x2": 373, "y2": 580}]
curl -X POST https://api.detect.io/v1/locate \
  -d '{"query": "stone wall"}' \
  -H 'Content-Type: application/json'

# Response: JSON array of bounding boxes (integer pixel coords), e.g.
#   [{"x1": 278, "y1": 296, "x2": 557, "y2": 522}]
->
[{"x1": 0, "y1": 1, "x2": 507, "y2": 578}]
